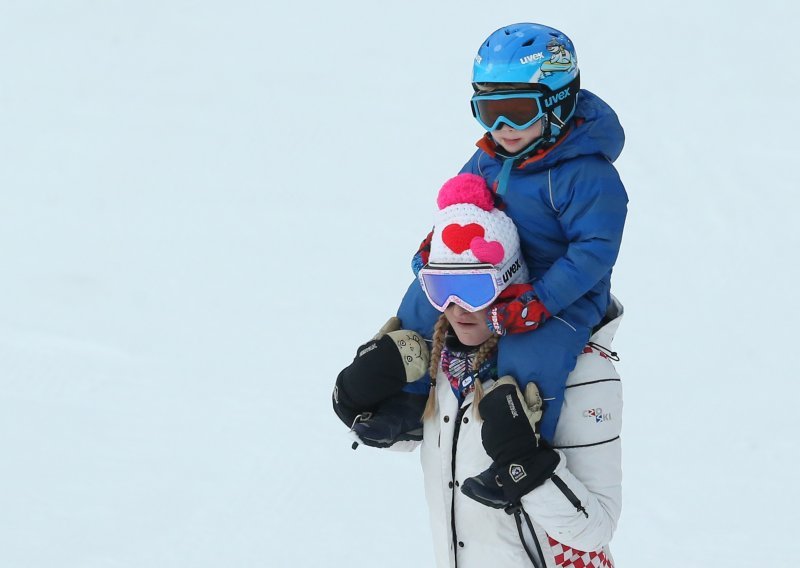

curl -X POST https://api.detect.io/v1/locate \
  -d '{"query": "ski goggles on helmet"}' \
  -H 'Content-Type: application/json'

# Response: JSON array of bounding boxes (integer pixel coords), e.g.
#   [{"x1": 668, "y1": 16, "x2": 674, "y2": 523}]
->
[
  {"x1": 418, "y1": 253, "x2": 523, "y2": 312},
  {"x1": 470, "y1": 91, "x2": 546, "y2": 131}
]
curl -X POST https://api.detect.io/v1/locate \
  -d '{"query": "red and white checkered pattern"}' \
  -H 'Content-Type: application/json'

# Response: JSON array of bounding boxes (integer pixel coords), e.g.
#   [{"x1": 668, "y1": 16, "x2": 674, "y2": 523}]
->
[{"x1": 548, "y1": 535, "x2": 613, "y2": 568}]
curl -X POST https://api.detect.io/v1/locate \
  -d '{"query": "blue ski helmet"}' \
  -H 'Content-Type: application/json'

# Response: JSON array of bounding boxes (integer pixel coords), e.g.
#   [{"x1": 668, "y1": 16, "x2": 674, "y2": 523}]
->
[
  {"x1": 473, "y1": 23, "x2": 579, "y2": 90},
  {"x1": 472, "y1": 23, "x2": 581, "y2": 153}
]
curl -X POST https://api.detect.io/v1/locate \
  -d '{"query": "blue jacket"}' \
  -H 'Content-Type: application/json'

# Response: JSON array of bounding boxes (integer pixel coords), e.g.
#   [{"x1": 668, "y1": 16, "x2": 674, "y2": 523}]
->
[
  {"x1": 461, "y1": 89, "x2": 627, "y2": 329},
  {"x1": 398, "y1": 90, "x2": 628, "y2": 440}
]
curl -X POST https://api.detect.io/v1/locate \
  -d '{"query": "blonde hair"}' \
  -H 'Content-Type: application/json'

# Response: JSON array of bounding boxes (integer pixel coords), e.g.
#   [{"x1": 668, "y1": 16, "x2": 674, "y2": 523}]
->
[{"x1": 422, "y1": 314, "x2": 499, "y2": 421}]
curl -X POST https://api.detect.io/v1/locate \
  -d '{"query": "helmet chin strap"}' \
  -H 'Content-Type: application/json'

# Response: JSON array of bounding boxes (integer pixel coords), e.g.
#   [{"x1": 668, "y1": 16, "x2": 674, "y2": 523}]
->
[{"x1": 549, "y1": 111, "x2": 566, "y2": 130}]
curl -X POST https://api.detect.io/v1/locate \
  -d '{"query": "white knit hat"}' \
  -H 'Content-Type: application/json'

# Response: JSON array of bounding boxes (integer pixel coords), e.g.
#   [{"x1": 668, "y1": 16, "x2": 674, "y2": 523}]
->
[{"x1": 429, "y1": 173, "x2": 529, "y2": 286}]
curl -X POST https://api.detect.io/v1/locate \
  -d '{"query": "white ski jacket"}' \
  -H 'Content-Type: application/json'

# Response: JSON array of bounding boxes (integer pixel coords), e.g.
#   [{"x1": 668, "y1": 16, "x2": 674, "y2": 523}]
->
[{"x1": 394, "y1": 300, "x2": 623, "y2": 568}]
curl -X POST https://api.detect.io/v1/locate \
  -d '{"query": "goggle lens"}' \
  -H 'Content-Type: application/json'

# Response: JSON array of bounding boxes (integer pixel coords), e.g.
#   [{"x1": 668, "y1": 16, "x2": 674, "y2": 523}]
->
[
  {"x1": 471, "y1": 93, "x2": 545, "y2": 131},
  {"x1": 420, "y1": 271, "x2": 499, "y2": 312}
]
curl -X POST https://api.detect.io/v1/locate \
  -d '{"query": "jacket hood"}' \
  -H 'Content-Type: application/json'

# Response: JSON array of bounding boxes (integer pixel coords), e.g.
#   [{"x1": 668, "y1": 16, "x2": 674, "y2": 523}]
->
[{"x1": 531, "y1": 89, "x2": 624, "y2": 169}]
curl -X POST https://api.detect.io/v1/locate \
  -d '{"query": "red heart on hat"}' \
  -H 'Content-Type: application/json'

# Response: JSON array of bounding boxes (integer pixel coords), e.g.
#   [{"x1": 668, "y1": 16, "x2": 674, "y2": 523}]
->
[
  {"x1": 442, "y1": 223, "x2": 485, "y2": 254},
  {"x1": 470, "y1": 237, "x2": 505, "y2": 265}
]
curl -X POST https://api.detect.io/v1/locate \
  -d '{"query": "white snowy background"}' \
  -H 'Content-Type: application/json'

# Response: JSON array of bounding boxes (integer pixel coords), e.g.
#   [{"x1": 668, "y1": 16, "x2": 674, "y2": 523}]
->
[{"x1": 2, "y1": 1, "x2": 798, "y2": 566}]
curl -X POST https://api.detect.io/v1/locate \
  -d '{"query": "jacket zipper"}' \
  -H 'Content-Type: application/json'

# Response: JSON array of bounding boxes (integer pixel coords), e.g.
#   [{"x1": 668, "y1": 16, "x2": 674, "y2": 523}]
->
[
  {"x1": 550, "y1": 474, "x2": 588, "y2": 518},
  {"x1": 449, "y1": 404, "x2": 469, "y2": 567},
  {"x1": 448, "y1": 351, "x2": 475, "y2": 567}
]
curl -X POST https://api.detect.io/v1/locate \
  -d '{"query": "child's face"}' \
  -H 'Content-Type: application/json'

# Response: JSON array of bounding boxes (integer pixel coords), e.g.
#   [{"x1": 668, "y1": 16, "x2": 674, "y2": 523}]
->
[
  {"x1": 490, "y1": 119, "x2": 545, "y2": 154},
  {"x1": 444, "y1": 303, "x2": 493, "y2": 346}
]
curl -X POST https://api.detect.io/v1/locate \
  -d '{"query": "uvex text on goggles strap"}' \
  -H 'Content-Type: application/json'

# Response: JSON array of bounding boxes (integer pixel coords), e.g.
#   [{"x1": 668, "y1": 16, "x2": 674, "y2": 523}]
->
[{"x1": 418, "y1": 252, "x2": 524, "y2": 312}]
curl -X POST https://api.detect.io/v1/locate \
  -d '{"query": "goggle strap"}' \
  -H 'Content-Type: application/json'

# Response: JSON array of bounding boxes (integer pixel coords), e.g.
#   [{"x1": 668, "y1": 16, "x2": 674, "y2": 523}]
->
[{"x1": 543, "y1": 74, "x2": 581, "y2": 123}]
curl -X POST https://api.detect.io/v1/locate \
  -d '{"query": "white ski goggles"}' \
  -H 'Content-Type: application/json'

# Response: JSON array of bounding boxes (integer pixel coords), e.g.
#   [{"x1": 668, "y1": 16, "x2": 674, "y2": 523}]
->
[{"x1": 418, "y1": 253, "x2": 523, "y2": 312}]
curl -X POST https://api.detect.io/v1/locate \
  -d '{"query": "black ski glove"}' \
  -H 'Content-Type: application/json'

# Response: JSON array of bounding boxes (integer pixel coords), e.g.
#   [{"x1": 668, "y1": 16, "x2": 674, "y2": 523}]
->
[
  {"x1": 333, "y1": 317, "x2": 429, "y2": 429},
  {"x1": 467, "y1": 376, "x2": 559, "y2": 506}
]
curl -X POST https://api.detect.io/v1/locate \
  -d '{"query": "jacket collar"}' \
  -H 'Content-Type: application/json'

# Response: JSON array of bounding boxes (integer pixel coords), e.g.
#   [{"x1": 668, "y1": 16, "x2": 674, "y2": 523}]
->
[{"x1": 475, "y1": 121, "x2": 577, "y2": 170}]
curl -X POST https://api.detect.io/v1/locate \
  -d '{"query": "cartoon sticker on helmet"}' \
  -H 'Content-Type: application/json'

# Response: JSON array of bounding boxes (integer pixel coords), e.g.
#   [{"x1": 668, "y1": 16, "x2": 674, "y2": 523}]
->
[{"x1": 539, "y1": 38, "x2": 576, "y2": 77}]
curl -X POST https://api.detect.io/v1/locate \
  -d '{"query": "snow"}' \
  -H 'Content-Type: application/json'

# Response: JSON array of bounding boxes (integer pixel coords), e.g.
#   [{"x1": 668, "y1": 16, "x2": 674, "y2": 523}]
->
[{"x1": 1, "y1": 1, "x2": 798, "y2": 566}]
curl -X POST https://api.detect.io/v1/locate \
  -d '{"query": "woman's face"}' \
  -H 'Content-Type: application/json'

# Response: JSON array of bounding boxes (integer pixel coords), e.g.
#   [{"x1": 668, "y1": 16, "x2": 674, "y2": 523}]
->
[{"x1": 444, "y1": 303, "x2": 493, "y2": 346}]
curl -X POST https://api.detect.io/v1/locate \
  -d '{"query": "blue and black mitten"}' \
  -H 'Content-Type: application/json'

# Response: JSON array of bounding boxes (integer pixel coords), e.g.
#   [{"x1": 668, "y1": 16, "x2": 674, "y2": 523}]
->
[
  {"x1": 461, "y1": 377, "x2": 560, "y2": 507},
  {"x1": 333, "y1": 317, "x2": 429, "y2": 448},
  {"x1": 350, "y1": 391, "x2": 428, "y2": 448}
]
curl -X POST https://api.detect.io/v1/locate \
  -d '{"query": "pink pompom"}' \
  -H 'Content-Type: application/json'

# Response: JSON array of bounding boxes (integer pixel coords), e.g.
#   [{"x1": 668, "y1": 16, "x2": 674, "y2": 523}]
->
[{"x1": 437, "y1": 173, "x2": 494, "y2": 212}]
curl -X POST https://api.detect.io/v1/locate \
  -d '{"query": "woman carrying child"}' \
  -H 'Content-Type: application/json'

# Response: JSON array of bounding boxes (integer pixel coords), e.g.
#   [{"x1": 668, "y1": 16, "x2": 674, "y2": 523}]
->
[{"x1": 333, "y1": 174, "x2": 623, "y2": 568}]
